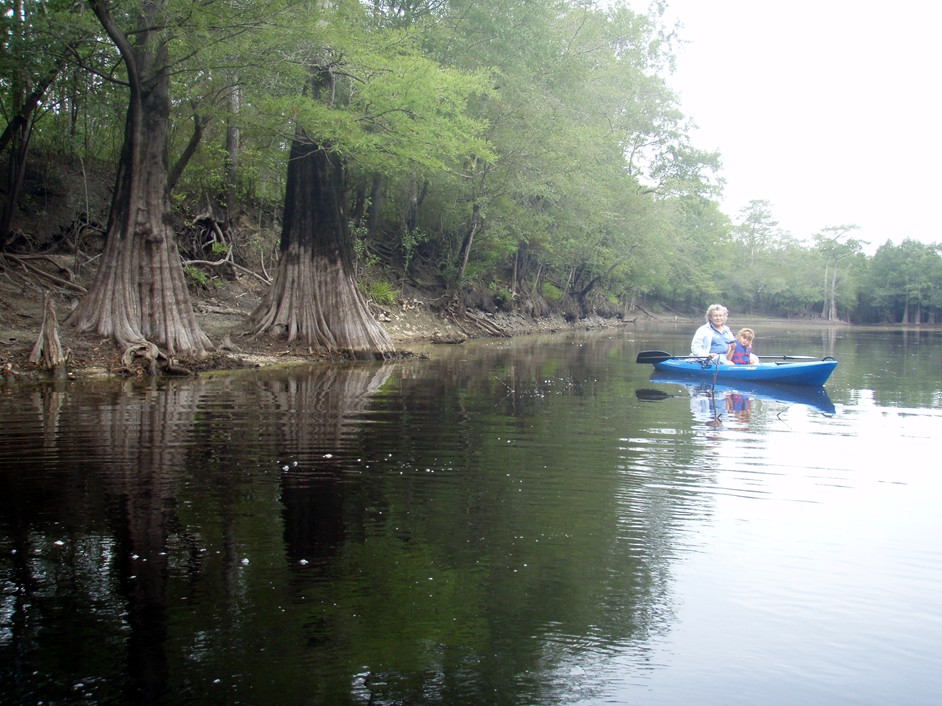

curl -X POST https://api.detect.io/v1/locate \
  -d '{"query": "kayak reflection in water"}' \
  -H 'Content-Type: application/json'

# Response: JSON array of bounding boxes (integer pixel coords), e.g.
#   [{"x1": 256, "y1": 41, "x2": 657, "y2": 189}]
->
[
  {"x1": 646, "y1": 373, "x2": 836, "y2": 417},
  {"x1": 635, "y1": 376, "x2": 835, "y2": 427}
]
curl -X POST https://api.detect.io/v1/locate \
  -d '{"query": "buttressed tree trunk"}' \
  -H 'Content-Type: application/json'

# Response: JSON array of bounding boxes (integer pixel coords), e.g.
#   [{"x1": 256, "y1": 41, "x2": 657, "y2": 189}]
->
[
  {"x1": 69, "y1": 0, "x2": 210, "y2": 358},
  {"x1": 252, "y1": 129, "x2": 394, "y2": 357}
]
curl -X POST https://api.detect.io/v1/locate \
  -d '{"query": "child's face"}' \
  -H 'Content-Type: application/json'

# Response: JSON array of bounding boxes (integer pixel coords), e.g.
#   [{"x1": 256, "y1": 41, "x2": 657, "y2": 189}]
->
[{"x1": 739, "y1": 334, "x2": 753, "y2": 346}]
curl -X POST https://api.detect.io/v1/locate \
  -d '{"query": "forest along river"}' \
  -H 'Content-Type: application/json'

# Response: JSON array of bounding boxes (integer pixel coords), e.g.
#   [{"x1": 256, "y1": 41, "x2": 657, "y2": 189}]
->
[{"x1": 1, "y1": 323, "x2": 941, "y2": 705}]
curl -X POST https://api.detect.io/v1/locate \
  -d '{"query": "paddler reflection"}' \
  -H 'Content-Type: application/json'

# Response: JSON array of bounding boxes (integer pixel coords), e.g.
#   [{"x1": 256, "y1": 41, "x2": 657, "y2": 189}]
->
[{"x1": 687, "y1": 383, "x2": 749, "y2": 427}]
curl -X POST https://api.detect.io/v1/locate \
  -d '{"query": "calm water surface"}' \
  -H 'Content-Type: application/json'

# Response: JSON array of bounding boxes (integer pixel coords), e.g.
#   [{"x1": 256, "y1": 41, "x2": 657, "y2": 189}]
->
[{"x1": 1, "y1": 323, "x2": 940, "y2": 705}]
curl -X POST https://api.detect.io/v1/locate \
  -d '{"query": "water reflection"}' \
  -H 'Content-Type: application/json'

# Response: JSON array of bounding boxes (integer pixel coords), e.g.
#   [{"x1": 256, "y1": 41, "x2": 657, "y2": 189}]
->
[
  {"x1": 2, "y1": 327, "x2": 941, "y2": 705},
  {"x1": 638, "y1": 374, "x2": 836, "y2": 427},
  {"x1": 0, "y1": 364, "x2": 393, "y2": 704},
  {"x1": 1, "y1": 338, "x2": 686, "y2": 705}
]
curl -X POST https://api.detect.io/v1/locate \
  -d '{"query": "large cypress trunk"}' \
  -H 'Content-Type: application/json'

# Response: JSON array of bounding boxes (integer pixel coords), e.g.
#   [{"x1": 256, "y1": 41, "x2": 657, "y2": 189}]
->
[
  {"x1": 252, "y1": 129, "x2": 394, "y2": 357},
  {"x1": 69, "y1": 0, "x2": 210, "y2": 357}
]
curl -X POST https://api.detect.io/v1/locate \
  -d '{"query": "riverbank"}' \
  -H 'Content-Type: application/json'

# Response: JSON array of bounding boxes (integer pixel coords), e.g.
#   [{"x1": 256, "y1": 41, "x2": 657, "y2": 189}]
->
[{"x1": 0, "y1": 265, "x2": 643, "y2": 380}]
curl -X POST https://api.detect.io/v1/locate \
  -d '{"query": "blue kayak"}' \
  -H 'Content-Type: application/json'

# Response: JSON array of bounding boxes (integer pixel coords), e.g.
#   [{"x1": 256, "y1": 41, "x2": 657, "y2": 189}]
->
[{"x1": 650, "y1": 357, "x2": 837, "y2": 386}]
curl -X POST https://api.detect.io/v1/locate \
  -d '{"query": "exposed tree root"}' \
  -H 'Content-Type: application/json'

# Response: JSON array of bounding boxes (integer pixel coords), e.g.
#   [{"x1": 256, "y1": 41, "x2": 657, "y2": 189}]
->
[
  {"x1": 29, "y1": 292, "x2": 69, "y2": 375},
  {"x1": 163, "y1": 358, "x2": 195, "y2": 375},
  {"x1": 252, "y1": 247, "x2": 395, "y2": 358},
  {"x1": 120, "y1": 340, "x2": 162, "y2": 376}
]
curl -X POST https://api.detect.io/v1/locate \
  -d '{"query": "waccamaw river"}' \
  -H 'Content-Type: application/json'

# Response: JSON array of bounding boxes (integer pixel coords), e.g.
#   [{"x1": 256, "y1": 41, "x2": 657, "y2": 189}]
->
[{"x1": 1, "y1": 322, "x2": 940, "y2": 705}]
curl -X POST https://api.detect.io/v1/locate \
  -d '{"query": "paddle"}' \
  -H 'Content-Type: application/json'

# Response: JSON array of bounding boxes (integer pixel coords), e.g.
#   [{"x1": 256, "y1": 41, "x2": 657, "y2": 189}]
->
[
  {"x1": 635, "y1": 350, "x2": 708, "y2": 365},
  {"x1": 636, "y1": 350, "x2": 819, "y2": 365},
  {"x1": 757, "y1": 354, "x2": 817, "y2": 360}
]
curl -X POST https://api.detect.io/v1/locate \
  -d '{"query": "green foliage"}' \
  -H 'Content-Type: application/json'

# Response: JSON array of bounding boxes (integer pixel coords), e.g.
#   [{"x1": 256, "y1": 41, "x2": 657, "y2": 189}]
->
[
  {"x1": 173, "y1": 142, "x2": 228, "y2": 196},
  {"x1": 351, "y1": 224, "x2": 374, "y2": 264},
  {"x1": 541, "y1": 282, "x2": 563, "y2": 303},
  {"x1": 184, "y1": 265, "x2": 214, "y2": 289},
  {"x1": 401, "y1": 229, "x2": 429, "y2": 271},
  {"x1": 862, "y1": 239, "x2": 942, "y2": 323},
  {"x1": 488, "y1": 282, "x2": 513, "y2": 306},
  {"x1": 362, "y1": 278, "x2": 397, "y2": 305},
  {"x1": 440, "y1": 258, "x2": 462, "y2": 292}
]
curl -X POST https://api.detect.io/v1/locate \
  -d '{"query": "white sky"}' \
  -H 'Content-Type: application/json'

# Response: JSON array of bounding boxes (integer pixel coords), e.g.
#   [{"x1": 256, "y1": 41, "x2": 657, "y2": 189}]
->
[{"x1": 652, "y1": 0, "x2": 942, "y2": 250}]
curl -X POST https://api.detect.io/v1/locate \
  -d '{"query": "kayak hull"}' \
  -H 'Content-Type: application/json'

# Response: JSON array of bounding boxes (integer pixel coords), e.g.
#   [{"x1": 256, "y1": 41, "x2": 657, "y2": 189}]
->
[{"x1": 651, "y1": 358, "x2": 837, "y2": 386}]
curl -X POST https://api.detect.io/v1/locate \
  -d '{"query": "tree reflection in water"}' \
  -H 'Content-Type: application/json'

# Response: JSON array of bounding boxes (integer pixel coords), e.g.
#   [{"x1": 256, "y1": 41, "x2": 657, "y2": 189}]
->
[{"x1": 1, "y1": 332, "x2": 724, "y2": 705}]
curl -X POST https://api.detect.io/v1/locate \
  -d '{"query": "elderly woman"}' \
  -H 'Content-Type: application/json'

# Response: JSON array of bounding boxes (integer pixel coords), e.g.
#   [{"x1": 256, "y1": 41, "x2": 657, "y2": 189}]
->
[{"x1": 691, "y1": 304, "x2": 736, "y2": 364}]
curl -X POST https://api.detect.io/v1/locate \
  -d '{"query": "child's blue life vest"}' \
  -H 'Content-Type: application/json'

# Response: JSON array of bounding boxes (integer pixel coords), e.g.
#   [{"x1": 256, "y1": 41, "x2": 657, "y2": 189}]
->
[{"x1": 730, "y1": 341, "x2": 753, "y2": 365}]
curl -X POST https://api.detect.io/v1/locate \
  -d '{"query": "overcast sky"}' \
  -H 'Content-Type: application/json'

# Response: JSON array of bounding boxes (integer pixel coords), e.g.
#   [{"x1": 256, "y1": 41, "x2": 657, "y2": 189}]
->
[{"x1": 651, "y1": 0, "x2": 942, "y2": 251}]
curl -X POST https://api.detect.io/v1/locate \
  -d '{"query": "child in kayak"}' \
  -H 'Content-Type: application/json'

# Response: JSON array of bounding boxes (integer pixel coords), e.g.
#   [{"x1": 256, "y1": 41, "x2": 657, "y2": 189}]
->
[{"x1": 728, "y1": 328, "x2": 760, "y2": 365}]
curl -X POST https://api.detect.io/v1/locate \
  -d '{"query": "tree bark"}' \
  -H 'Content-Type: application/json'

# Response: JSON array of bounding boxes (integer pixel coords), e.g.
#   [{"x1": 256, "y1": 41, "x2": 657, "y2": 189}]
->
[
  {"x1": 251, "y1": 128, "x2": 394, "y2": 357},
  {"x1": 455, "y1": 158, "x2": 487, "y2": 286},
  {"x1": 0, "y1": 118, "x2": 31, "y2": 249},
  {"x1": 29, "y1": 292, "x2": 68, "y2": 375},
  {"x1": 366, "y1": 173, "x2": 385, "y2": 240},
  {"x1": 0, "y1": 21, "x2": 61, "y2": 248},
  {"x1": 827, "y1": 260, "x2": 839, "y2": 321},
  {"x1": 224, "y1": 82, "x2": 241, "y2": 221},
  {"x1": 168, "y1": 108, "x2": 208, "y2": 194},
  {"x1": 406, "y1": 171, "x2": 420, "y2": 233},
  {"x1": 69, "y1": 0, "x2": 210, "y2": 357}
]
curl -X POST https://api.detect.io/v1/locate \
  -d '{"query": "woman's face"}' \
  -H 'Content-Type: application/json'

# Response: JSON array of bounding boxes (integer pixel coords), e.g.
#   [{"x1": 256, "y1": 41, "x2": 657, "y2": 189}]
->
[{"x1": 709, "y1": 309, "x2": 728, "y2": 326}]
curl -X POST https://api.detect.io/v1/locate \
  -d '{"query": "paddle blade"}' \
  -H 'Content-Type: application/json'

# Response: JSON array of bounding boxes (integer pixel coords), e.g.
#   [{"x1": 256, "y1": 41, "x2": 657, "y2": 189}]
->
[
  {"x1": 635, "y1": 388, "x2": 675, "y2": 401},
  {"x1": 635, "y1": 350, "x2": 674, "y2": 365}
]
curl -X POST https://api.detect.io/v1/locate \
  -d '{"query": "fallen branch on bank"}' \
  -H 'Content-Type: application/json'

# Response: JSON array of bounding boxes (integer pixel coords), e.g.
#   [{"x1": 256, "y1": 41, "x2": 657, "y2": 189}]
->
[{"x1": 3, "y1": 253, "x2": 87, "y2": 294}]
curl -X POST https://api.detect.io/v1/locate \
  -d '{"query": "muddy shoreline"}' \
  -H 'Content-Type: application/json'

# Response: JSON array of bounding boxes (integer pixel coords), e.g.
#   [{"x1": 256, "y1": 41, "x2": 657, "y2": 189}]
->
[{"x1": 0, "y1": 274, "x2": 643, "y2": 381}]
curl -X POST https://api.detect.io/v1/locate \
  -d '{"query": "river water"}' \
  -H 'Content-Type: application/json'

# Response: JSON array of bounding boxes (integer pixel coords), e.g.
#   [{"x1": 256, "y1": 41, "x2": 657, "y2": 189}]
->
[{"x1": 1, "y1": 323, "x2": 940, "y2": 705}]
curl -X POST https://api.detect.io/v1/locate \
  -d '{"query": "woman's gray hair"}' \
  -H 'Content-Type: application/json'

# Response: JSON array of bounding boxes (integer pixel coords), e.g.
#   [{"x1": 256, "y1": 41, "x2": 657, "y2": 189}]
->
[{"x1": 704, "y1": 304, "x2": 728, "y2": 320}]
